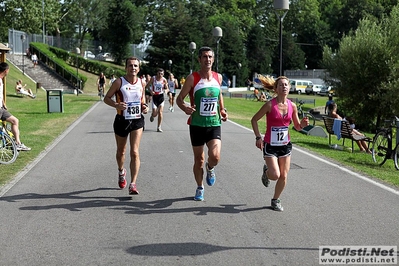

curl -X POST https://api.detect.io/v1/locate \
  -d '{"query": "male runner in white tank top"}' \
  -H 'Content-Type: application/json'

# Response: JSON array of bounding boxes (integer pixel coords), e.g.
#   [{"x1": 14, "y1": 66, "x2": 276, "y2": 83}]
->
[
  {"x1": 145, "y1": 68, "x2": 169, "y2": 132},
  {"x1": 104, "y1": 57, "x2": 148, "y2": 195},
  {"x1": 167, "y1": 73, "x2": 178, "y2": 112}
]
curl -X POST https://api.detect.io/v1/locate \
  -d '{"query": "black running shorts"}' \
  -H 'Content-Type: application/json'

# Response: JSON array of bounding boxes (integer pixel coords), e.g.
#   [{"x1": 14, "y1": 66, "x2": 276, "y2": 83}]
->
[
  {"x1": 113, "y1": 114, "x2": 144, "y2": 137},
  {"x1": 189, "y1": 125, "x2": 221, "y2": 146},
  {"x1": 152, "y1": 94, "x2": 164, "y2": 107},
  {"x1": 263, "y1": 142, "x2": 292, "y2": 158}
]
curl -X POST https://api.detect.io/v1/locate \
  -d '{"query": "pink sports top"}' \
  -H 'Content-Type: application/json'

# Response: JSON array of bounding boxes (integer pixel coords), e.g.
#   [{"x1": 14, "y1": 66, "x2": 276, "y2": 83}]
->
[{"x1": 264, "y1": 98, "x2": 293, "y2": 146}]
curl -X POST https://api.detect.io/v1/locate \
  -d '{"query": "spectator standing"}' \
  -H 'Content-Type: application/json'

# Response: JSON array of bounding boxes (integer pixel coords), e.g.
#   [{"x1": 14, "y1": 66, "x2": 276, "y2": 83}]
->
[
  {"x1": 31, "y1": 53, "x2": 38, "y2": 68},
  {"x1": 325, "y1": 95, "x2": 334, "y2": 115},
  {"x1": 109, "y1": 74, "x2": 116, "y2": 85}
]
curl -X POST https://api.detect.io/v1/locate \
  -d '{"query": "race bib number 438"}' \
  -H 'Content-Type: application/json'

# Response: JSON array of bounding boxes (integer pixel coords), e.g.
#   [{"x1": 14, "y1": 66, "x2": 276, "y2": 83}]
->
[{"x1": 124, "y1": 101, "x2": 141, "y2": 120}]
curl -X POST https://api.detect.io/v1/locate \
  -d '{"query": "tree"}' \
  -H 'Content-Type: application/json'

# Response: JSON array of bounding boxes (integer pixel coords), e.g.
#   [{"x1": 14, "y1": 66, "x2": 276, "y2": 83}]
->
[
  {"x1": 323, "y1": 12, "x2": 398, "y2": 131},
  {"x1": 61, "y1": 0, "x2": 108, "y2": 53},
  {"x1": 101, "y1": 0, "x2": 145, "y2": 64},
  {"x1": 246, "y1": 24, "x2": 274, "y2": 79},
  {"x1": 212, "y1": 14, "x2": 249, "y2": 86},
  {"x1": 144, "y1": 0, "x2": 211, "y2": 79},
  {"x1": 0, "y1": 0, "x2": 61, "y2": 39}
]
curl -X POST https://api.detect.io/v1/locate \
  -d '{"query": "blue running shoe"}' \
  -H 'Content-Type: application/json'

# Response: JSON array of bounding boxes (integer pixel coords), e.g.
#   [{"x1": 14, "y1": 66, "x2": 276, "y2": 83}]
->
[
  {"x1": 194, "y1": 187, "x2": 204, "y2": 201},
  {"x1": 205, "y1": 162, "x2": 216, "y2": 186}
]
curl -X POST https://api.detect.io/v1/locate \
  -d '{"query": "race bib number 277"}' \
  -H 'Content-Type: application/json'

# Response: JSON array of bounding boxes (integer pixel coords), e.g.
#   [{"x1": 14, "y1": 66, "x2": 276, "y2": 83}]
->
[{"x1": 200, "y1": 97, "x2": 217, "y2": 116}]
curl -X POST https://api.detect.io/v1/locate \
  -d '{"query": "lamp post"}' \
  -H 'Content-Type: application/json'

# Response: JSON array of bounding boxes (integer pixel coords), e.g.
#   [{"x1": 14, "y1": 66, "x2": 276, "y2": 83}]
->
[
  {"x1": 168, "y1": 59, "x2": 172, "y2": 73},
  {"x1": 274, "y1": 0, "x2": 289, "y2": 77},
  {"x1": 20, "y1": 34, "x2": 26, "y2": 75},
  {"x1": 212, "y1": 27, "x2": 223, "y2": 73},
  {"x1": 237, "y1": 63, "x2": 242, "y2": 87},
  {"x1": 42, "y1": 0, "x2": 45, "y2": 43},
  {"x1": 75, "y1": 47, "x2": 80, "y2": 96},
  {"x1": 189, "y1": 42, "x2": 196, "y2": 74}
]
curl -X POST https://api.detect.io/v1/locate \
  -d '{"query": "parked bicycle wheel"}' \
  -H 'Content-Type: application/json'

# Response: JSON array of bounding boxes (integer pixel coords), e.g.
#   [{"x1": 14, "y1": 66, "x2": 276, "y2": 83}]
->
[
  {"x1": 0, "y1": 131, "x2": 18, "y2": 164},
  {"x1": 393, "y1": 142, "x2": 399, "y2": 170},
  {"x1": 371, "y1": 130, "x2": 390, "y2": 166},
  {"x1": 298, "y1": 111, "x2": 316, "y2": 127}
]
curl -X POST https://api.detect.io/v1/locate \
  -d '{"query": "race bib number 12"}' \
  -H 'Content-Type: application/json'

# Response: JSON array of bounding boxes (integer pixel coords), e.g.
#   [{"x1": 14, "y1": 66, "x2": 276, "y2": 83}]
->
[{"x1": 270, "y1": 126, "x2": 289, "y2": 146}]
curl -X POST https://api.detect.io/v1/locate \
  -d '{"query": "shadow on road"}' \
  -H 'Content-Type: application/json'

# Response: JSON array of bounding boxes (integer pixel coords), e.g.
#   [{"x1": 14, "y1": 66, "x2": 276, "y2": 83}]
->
[
  {"x1": 127, "y1": 242, "x2": 318, "y2": 256},
  {"x1": 1, "y1": 188, "x2": 269, "y2": 215}
]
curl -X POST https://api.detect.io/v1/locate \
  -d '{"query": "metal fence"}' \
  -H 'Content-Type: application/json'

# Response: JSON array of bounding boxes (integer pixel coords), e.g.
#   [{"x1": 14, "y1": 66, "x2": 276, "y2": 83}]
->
[{"x1": 7, "y1": 29, "x2": 146, "y2": 60}]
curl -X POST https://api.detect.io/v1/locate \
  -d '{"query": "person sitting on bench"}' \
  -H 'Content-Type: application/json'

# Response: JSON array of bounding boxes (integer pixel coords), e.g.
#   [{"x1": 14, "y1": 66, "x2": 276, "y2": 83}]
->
[
  {"x1": 15, "y1": 80, "x2": 36, "y2": 99},
  {"x1": 328, "y1": 103, "x2": 371, "y2": 153}
]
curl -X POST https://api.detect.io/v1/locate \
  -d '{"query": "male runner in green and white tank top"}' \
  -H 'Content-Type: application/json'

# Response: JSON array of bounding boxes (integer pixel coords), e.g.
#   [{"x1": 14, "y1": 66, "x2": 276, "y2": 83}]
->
[{"x1": 176, "y1": 46, "x2": 228, "y2": 201}]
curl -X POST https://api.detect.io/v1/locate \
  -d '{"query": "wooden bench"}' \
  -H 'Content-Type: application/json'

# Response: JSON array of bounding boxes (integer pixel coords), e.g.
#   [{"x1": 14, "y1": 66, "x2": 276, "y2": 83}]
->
[{"x1": 322, "y1": 116, "x2": 372, "y2": 152}]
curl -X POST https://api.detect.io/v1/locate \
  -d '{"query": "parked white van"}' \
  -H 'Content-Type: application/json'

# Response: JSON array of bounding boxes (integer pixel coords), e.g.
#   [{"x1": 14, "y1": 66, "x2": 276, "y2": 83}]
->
[{"x1": 289, "y1": 80, "x2": 313, "y2": 94}]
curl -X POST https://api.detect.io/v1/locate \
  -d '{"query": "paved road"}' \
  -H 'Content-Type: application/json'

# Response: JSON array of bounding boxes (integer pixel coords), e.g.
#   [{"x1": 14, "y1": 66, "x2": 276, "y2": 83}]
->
[{"x1": 1, "y1": 101, "x2": 398, "y2": 265}]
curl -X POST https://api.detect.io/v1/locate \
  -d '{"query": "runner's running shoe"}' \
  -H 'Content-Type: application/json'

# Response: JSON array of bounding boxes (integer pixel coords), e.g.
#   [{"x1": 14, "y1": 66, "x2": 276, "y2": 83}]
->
[
  {"x1": 205, "y1": 162, "x2": 216, "y2": 186},
  {"x1": 150, "y1": 115, "x2": 154, "y2": 122},
  {"x1": 118, "y1": 168, "x2": 127, "y2": 189},
  {"x1": 129, "y1": 183, "x2": 139, "y2": 195},
  {"x1": 194, "y1": 187, "x2": 204, "y2": 201},
  {"x1": 271, "y1": 198, "x2": 284, "y2": 212},
  {"x1": 261, "y1": 164, "x2": 270, "y2": 187}
]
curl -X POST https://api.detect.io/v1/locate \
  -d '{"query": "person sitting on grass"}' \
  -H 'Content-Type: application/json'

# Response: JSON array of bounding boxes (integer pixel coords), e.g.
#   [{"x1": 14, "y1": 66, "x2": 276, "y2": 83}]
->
[
  {"x1": 260, "y1": 91, "x2": 267, "y2": 102},
  {"x1": 15, "y1": 80, "x2": 36, "y2": 99},
  {"x1": 253, "y1": 88, "x2": 260, "y2": 101}
]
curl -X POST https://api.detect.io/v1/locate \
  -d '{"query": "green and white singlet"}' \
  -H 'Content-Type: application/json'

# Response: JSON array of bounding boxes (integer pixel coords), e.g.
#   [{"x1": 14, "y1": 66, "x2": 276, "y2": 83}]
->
[{"x1": 188, "y1": 71, "x2": 222, "y2": 127}]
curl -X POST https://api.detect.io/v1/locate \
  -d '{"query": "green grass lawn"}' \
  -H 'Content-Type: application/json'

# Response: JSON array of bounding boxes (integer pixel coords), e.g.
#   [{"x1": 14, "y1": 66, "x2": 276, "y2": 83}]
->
[
  {"x1": 1, "y1": 64, "x2": 98, "y2": 185},
  {"x1": 1, "y1": 64, "x2": 398, "y2": 189}
]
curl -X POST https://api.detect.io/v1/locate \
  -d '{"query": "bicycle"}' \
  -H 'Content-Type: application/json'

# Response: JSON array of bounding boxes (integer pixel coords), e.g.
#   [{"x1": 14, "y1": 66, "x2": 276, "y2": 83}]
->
[
  {"x1": 297, "y1": 100, "x2": 316, "y2": 127},
  {"x1": 0, "y1": 121, "x2": 18, "y2": 164},
  {"x1": 371, "y1": 116, "x2": 399, "y2": 170},
  {"x1": 98, "y1": 84, "x2": 105, "y2": 101}
]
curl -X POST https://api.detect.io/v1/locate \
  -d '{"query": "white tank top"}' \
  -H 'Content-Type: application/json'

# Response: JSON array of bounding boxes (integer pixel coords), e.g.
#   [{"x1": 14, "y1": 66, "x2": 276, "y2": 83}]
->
[
  {"x1": 168, "y1": 79, "x2": 176, "y2": 93},
  {"x1": 116, "y1": 77, "x2": 143, "y2": 119}
]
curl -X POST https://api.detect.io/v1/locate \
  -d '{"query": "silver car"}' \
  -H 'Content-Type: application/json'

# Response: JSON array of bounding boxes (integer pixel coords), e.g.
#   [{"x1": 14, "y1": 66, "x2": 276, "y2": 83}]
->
[
  {"x1": 305, "y1": 84, "x2": 323, "y2": 95},
  {"x1": 319, "y1": 85, "x2": 333, "y2": 96}
]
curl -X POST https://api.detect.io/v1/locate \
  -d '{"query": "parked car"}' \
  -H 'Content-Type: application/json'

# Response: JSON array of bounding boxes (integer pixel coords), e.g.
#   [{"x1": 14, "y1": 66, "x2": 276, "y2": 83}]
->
[
  {"x1": 319, "y1": 85, "x2": 334, "y2": 96},
  {"x1": 305, "y1": 84, "x2": 323, "y2": 95},
  {"x1": 84, "y1": 51, "x2": 95, "y2": 59},
  {"x1": 96, "y1": 52, "x2": 113, "y2": 61},
  {"x1": 289, "y1": 79, "x2": 313, "y2": 94}
]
